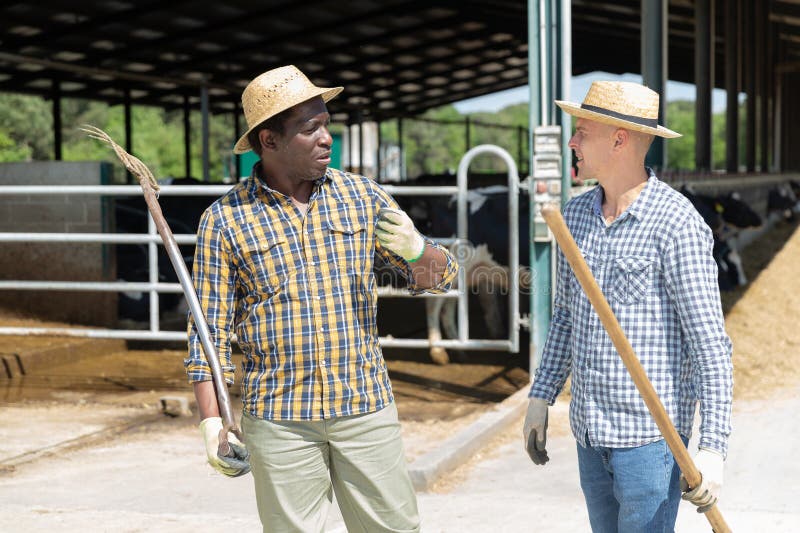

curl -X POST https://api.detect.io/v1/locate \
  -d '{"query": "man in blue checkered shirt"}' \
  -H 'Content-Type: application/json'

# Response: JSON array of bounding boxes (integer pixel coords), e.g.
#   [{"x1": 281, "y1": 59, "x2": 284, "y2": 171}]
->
[{"x1": 523, "y1": 81, "x2": 733, "y2": 532}]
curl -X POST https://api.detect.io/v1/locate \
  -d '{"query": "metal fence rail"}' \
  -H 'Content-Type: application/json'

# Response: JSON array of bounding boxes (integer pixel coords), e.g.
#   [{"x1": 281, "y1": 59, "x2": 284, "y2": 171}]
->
[{"x1": 0, "y1": 153, "x2": 523, "y2": 353}]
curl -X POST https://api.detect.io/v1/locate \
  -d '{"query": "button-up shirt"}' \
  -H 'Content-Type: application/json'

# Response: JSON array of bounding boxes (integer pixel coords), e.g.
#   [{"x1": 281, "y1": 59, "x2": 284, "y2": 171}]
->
[
  {"x1": 185, "y1": 166, "x2": 458, "y2": 421},
  {"x1": 530, "y1": 171, "x2": 733, "y2": 456}
]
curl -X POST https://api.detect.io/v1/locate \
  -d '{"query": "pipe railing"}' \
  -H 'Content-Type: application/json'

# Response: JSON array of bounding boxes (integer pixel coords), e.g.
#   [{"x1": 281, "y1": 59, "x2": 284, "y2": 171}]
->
[{"x1": 0, "y1": 169, "x2": 523, "y2": 352}]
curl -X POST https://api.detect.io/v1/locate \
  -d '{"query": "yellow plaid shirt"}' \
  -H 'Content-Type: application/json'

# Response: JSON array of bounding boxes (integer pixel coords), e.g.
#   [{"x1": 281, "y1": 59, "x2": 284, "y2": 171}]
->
[{"x1": 185, "y1": 166, "x2": 458, "y2": 420}]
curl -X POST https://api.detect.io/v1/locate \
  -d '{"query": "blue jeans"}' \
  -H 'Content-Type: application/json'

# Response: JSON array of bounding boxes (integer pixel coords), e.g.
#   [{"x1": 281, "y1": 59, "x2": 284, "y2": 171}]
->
[{"x1": 576, "y1": 433, "x2": 689, "y2": 533}]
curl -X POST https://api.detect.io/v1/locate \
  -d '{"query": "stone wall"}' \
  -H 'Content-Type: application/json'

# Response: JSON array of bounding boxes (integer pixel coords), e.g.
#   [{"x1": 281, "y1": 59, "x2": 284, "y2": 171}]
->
[{"x1": 0, "y1": 161, "x2": 117, "y2": 327}]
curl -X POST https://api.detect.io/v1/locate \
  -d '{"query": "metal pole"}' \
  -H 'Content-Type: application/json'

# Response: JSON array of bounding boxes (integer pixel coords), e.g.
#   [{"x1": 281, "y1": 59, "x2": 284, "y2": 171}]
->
[
  {"x1": 124, "y1": 88, "x2": 132, "y2": 183},
  {"x1": 465, "y1": 116, "x2": 471, "y2": 151},
  {"x1": 642, "y1": 0, "x2": 668, "y2": 169},
  {"x1": 183, "y1": 94, "x2": 191, "y2": 178},
  {"x1": 758, "y1": 1, "x2": 769, "y2": 171},
  {"x1": 358, "y1": 118, "x2": 364, "y2": 175},
  {"x1": 147, "y1": 214, "x2": 160, "y2": 333},
  {"x1": 725, "y1": 0, "x2": 739, "y2": 173},
  {"x1": 529, "y1": 0, "x2": 552, "y2": 374},
  {"x1": 745, "y1": 0, "x2": 756, "y2": 171},
  {"x1": 398, "y1": 118, "x2": 405, "y2": 180},
  {"x1": 52, "y1": 79, "x2": 62, "y2": 161},
  {"x1": 695, "y1": 0, "x2": 713, "y2": 171},
  {"x1": 233, "y1": 103, "x2": 241, "y2": 180},
  {"x1": 377, "y1": 120, "x2": 383, "y2": 181},
  {"x1": 540, "y1": 0, "x2": 551, "y2": 124},
  {"x1": 559, "y1": 0, "x2": 571, "y2": 204},
  {"x1": 201, "y1": 85, "x2": 210, "y2": 182}
]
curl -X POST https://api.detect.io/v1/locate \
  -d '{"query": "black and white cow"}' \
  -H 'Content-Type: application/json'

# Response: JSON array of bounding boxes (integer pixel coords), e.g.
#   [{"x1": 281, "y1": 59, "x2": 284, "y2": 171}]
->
[
  {"x1": 115, "y1": 177, "x2": 214, "y2": 321},
  {"x1": 767, "y1": 183, "x2": 799, "y2": 222},
  {"x1": 679, "y1": 185, "x2": 762, "y2": 291},
  {"x1": 399, "y1": 184, "x2": 530, "y2": 364}
]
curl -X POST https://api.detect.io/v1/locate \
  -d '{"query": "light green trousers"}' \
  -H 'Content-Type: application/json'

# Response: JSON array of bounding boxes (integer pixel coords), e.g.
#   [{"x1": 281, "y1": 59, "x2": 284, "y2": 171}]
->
[{"x1": 241, "y1": 402, "x2": 420, "y2": 533}]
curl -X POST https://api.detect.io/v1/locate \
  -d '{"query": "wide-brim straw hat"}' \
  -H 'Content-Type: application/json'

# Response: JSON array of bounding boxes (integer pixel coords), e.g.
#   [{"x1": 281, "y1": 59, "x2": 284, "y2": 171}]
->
[
  {"x1": 555, "y1": 80, "x2": 681, "y2": 138},
  {"x1": 233, "y1": 65, "x2": 343, "y2": 154}
]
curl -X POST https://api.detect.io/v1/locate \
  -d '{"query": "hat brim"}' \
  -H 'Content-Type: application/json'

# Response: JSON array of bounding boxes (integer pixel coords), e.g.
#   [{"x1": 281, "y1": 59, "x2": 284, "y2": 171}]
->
[
  {"x1": 233, "y1": 86, "x2": 343, "y2": 154},
  {"x1": 555, "y1": 100, "x2": 681, "y2": 138}
]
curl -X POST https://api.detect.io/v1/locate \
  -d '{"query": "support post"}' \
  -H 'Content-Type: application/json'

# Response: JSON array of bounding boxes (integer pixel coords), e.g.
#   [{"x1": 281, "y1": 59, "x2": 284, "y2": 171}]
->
[
  {"x1": 745, "y1": 0, "x2": 756, "y2": 171},
  {"x1": 695, "y1": 0, "x2": 714, "y2": 171},
  {"x1": 725, "y1": 0, "x2": 739, "y2": 173},
  {"x1": 201, "y1": 85, "x2": 210, "y2": 182},
  {"x1": 398, "y1": 118, "x2": 405, "y2": 180},
  {"x1": 528, "y1": 0, "x2": 552, "y2": 375},
  {"x1": 124, "y1": 88, "x2": 132, "y2": 183},
  {"x1": 53, "y1": 79, "x2": 62, "y2": 161},
  {"x1": 233, "y1": 102, "x2": 241, "y2": 180},
  {"x1": 642, "y1": 0, "x2": 668, "y2": 169},
  {"x1": 183, "y1": 94, "x2": 191, "y2": 178}
]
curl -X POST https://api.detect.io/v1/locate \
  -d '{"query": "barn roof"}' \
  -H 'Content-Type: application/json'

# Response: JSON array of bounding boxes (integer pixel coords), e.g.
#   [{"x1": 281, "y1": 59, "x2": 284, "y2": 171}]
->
[{"x1": 0, "y1": 1, "x2": 799, "y2": 123}]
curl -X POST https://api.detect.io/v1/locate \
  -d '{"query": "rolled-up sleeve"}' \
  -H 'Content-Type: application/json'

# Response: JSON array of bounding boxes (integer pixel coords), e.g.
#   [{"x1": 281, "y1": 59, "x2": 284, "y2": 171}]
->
[
  {"x1": 184, "y1": 208, "x2": 237, "y2": 385},
  {"x1": 664, "y1": 217, "x2": 733, "y2": 457}
]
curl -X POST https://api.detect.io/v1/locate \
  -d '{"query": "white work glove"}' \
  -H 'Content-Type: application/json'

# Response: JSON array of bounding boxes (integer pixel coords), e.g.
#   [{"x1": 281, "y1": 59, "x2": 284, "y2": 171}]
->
[
  {"x1": 376, "y1": 207, "x2": 426, "y2": 262},
  {"x1": 199, "y1": 417, "x2": 251, "y2": 477},
  {"x1": 522, "y1": 397, "x2": 549, "y2": 465},
  {"x1": 680, "y1": 448, "x2": 724, "y2": 513}
]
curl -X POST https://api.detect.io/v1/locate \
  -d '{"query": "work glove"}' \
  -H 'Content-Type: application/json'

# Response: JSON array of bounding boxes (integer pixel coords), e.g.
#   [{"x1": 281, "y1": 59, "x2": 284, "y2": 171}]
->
[
  {"x1": 199, "y1": 417, "x2": 251, "y2": 477},
  {"x1": 680, "y1": 447, "x2": 724, "y2": 513},
  {"x1": 522, "y1": 397, "x2": 549, "y2": 465},
  {"x1": 376, "y1": 207, "x2": 426, "y2": 262}
]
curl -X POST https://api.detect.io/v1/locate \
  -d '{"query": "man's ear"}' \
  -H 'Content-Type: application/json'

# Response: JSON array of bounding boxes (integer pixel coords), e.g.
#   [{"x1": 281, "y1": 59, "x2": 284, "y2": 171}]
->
[
  {"x1": 613, "y1": 128, "x2": 628, "y2": 150},
  {"x1": 258, "y1": 129, "x2": 278, "y2": 152}
]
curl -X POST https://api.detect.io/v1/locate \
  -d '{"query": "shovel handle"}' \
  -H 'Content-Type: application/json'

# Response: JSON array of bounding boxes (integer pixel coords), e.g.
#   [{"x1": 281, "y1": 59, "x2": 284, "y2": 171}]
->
[{"x1": 541, "y1": 205, "x2": 730, "y2": 533}]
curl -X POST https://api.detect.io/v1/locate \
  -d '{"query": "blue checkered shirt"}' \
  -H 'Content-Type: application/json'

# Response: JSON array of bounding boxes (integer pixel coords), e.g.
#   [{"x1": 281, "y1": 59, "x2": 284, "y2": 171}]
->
[
  {"x1": 530, "y1": 171, "x2": 733, "y2": 456},
  {"x1": 185, "y1": 166, "x2": 458, "y2": 421}
]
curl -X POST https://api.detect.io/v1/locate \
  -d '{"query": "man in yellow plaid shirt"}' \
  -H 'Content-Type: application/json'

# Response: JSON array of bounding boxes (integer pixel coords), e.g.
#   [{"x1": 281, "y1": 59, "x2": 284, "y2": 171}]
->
[{"x1": 185, "y1": 65, "x2": 458, "y2": 532}]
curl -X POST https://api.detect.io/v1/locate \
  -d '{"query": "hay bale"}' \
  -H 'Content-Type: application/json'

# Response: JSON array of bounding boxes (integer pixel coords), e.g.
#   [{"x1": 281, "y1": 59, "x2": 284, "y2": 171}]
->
[{"x1": 726, "y1": 223, "x2": 800, "y2": 399}]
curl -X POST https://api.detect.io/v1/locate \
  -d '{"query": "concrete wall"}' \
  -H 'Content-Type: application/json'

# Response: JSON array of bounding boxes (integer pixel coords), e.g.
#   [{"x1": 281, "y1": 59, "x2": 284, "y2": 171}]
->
[{"x1": 0, "y1": 161, "x2": 116, "y2": 327}]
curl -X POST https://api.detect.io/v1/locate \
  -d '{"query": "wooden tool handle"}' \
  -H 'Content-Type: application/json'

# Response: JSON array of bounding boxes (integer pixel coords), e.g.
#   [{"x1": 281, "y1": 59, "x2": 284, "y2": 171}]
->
[{"x1": 541, "y1": 205, "x2": 730, "y2": 533}]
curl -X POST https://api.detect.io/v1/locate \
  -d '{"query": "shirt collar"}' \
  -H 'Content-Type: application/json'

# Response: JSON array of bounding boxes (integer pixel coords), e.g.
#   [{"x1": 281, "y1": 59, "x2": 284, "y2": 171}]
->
[
  {"x1": 246, "y1": 161, "x2": 332, "y2": 197},
  {"x1": 590, "y1": 167, "x2": 658, "y2": 223}
]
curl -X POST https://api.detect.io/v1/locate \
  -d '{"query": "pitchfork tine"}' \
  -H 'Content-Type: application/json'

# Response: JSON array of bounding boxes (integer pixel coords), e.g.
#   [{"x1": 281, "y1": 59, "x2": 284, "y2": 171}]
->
[{"x1": 81, "y1": 124, "x2": 160, "y2": 191}]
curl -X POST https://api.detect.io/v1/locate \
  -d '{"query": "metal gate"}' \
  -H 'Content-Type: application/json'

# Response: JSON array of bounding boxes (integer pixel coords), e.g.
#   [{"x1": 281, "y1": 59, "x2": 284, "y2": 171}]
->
[{"x1": 0, "y1": 146, "x2": 524, "y2": 354}]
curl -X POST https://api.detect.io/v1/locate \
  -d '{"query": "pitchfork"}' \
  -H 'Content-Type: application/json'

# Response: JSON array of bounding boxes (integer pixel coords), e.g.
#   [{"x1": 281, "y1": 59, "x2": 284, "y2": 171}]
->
[{"x1": 81, "y1": 125, "x2": 246, "y2": 462}]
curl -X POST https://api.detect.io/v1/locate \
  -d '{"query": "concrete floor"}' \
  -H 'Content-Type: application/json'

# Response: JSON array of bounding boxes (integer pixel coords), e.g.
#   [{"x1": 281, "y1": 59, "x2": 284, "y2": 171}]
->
[{"x1": 0, "y1": 388, "x2": 797, "y2": 532}]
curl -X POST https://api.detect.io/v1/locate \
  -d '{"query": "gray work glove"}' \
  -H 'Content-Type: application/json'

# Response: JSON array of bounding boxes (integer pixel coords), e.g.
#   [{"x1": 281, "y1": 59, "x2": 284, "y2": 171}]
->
[
  {"x1": 522, "y1": 397, "x2": 549, "y2": 465},
  {"x1": 199, "y1": 417, "x2": 251, "y2": 477},
  {"x1": 680, "y1": 448, "x2": 724, "y2": 513}
]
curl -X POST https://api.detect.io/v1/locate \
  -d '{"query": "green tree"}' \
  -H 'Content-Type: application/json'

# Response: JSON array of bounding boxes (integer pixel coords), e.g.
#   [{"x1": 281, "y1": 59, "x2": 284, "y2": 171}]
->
[
  {"x1": 0, "y1": 93, "x2": 53, "y2": 160},
  {"x1": 0, "y1": 129, "x2": 31, "y2": 162}
]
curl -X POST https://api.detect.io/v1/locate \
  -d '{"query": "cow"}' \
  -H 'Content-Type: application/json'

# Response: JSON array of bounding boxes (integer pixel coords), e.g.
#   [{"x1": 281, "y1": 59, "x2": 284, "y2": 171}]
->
[
  {"x1": 115, "y1": 177, "x2": 215, "y2": 322},
  {"x1": 424, "y1": 242, "x2": 514, "y2": 364},
  {"x1": 679, "y1": 185, "x2": 762, "y2": 291},
  {"x1": 397, "y1": 183, "x2": 530, "y2": 364},
  {"x1": 767, "y1": 183, "x2": 798, "y2": 222}
]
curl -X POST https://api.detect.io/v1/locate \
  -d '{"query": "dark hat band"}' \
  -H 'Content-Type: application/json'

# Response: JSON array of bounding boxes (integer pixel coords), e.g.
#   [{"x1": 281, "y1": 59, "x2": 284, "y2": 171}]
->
[{"x1": 580, "y1": 104, "x2": 658, "y2": 128}]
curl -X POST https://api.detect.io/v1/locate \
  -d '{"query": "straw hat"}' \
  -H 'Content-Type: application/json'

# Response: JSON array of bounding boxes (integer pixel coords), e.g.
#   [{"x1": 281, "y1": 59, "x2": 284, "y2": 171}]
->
[
  {"x1": 555, "y1": 81, "x2": 680, "y2": 138},
  {"x1": 233, "y1": 65, "x2": 343, "y2": 154}
]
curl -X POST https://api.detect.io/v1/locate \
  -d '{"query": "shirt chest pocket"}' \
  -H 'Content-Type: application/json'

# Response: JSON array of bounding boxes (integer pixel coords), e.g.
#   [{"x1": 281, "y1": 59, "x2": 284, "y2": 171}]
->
[
  {"x1": 325, "y1": 214, "x2": 369, "y2": 272},
  {"x1": 239, "y1": 237, "x2": 296, "y2": 294},
  {"x1": 610, "y1": 255, "x2": 653, "y2": 305}
]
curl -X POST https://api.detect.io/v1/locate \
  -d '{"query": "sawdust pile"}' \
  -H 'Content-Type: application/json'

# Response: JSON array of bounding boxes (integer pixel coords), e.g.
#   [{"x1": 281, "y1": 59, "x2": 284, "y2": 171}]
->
[{"x1": 724, "y1": 220, "x2": 800, "y2": 399}]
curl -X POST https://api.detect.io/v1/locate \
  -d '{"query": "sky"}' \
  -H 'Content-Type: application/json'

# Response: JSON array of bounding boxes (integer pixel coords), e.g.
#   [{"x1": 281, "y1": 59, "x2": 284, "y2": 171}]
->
[{"x1": 452, "y1": 71, "x2": 730, "y2": 114}]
